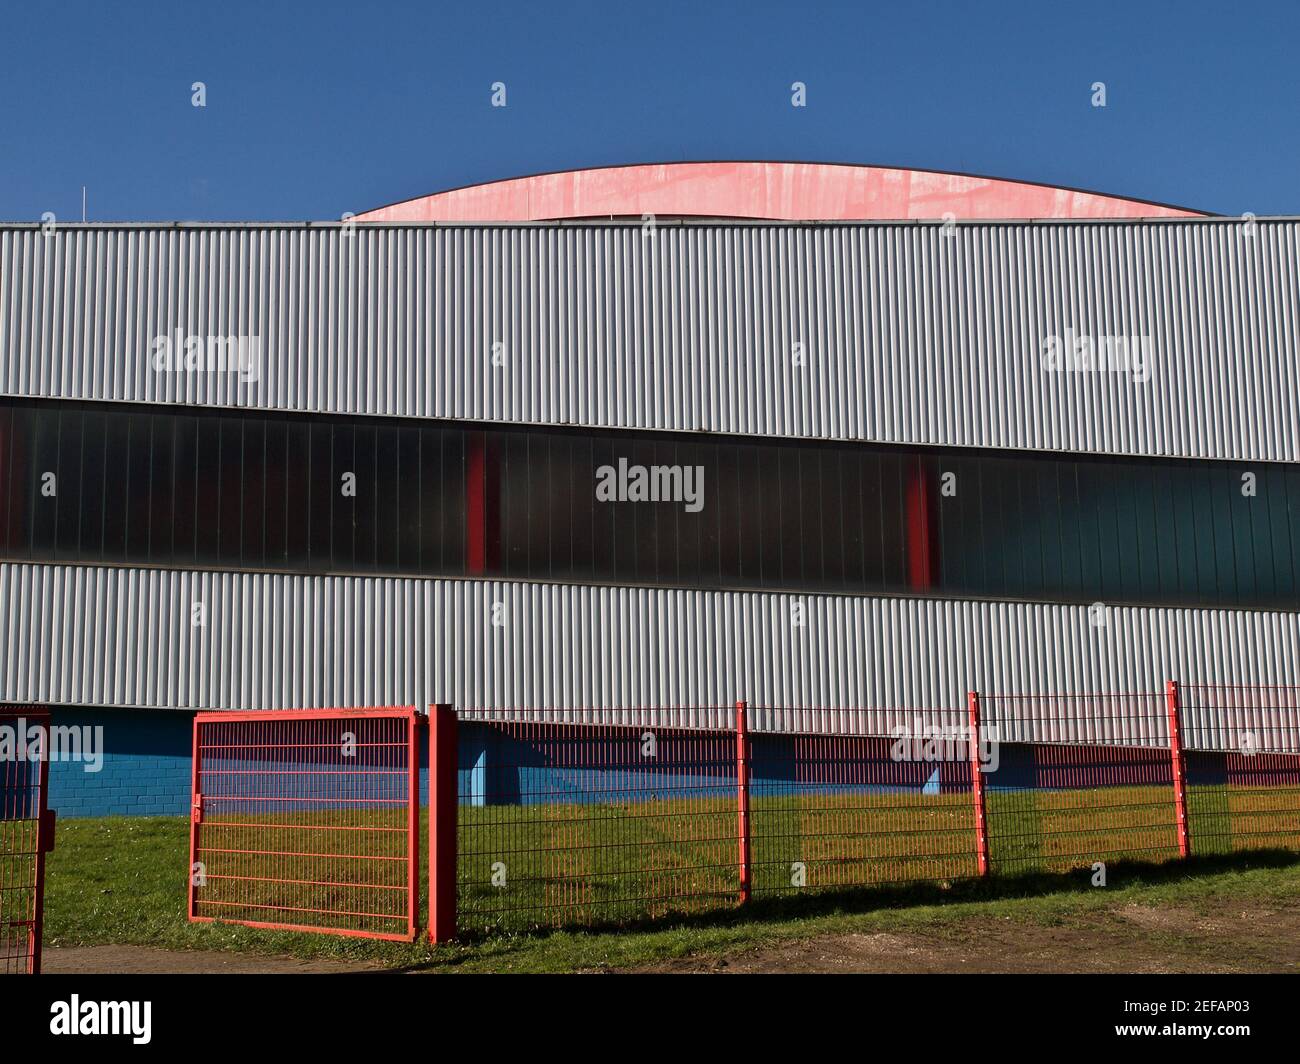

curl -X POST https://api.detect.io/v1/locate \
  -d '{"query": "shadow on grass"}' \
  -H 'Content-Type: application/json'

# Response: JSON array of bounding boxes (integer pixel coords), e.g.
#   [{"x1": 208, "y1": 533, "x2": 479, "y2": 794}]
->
[{"x1": 403, "y1": 847, "x2": 1300, "y2": 970}]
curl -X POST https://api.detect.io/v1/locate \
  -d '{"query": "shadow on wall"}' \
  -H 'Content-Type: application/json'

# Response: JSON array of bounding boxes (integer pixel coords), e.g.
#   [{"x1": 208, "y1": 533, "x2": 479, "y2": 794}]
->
[{"x1": 455, "y1": 723, "x2": 972, "y2": 806}]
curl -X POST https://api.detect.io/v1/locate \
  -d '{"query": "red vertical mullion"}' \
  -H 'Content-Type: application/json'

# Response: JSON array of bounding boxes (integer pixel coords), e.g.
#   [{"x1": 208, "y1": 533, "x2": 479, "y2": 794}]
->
[
  {"x1": 905, "y1": 456, "x2": 936, "y2": 590},
  {"x1": 1167, "y1": 680, "x2": 1191, "y2": 858},
  {"x1": 735, "y1": 700, "x2": 751, "y2": 905},
  {"x1": 967, "y1": 691, "x2": 989, "y2": 876}
]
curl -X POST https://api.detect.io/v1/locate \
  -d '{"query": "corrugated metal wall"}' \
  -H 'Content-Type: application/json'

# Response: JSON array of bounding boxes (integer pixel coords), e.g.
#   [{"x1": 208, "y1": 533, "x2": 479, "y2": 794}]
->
[
  {"x1": 2, "y1": 562, "x2": 1296, "y2": 750},
  {"x1": 2, "y1": 221, "x2": 1298, "y2": 461}
]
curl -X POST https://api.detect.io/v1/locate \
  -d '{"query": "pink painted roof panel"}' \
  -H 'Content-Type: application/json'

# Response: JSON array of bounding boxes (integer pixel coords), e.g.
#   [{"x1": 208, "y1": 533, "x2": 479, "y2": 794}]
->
[{"x1": 356, "y1": 162, "x2": 1203, "y2": 222}]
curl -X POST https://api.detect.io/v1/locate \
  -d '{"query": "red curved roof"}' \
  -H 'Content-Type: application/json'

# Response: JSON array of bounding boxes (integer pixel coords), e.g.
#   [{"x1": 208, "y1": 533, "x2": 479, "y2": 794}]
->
[{"x1": 356, "y1": 162, "x2": 1203, "y2": 223}]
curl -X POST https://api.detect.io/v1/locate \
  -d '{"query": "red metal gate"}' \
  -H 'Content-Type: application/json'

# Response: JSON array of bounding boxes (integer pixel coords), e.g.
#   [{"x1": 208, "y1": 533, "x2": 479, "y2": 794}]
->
[
  {"x1": 1, "y1": 707, "x2": 55, "y2": 975},
  {"x1": 189, "y1": 707, "x2": 421, "y2": 942}
]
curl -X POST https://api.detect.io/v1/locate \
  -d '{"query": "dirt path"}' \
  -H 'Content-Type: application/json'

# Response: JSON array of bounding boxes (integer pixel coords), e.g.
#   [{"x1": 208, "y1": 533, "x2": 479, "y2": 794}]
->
[
  {"x1": 622, "y1": 899, "x2": 1300, "y2": 974},
  {"x1": 41, "y1": 896, "x2": 1300, "y2": 975},
  {"x1": 44, "y1": 945, "x2": 382, "y2": 975}
]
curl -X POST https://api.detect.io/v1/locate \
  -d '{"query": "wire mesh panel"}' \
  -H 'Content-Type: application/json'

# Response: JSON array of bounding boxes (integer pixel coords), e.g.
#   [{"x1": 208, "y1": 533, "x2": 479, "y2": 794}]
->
[
  {"x1": 749, "y1": 708, "x2": 980, "y2": 896},
  {"x1": 455, "y1": 707, "x2": 740, "y2": 933},
  {"x1": 189, "y1": 707, "x2": 420, "y2": 941},
  {"x1": 980, "y1": 694, "x2": 1180, "y2": 875},
  {"x1": 1181, "y1": 684, "x2": 1300, "y2": 855},
  {"x1": 433, "y1": 688, "x2": 1300, "y2": 939},
  {"x1": 0, "y1": 708, "x2": 51, "y2": 975}
]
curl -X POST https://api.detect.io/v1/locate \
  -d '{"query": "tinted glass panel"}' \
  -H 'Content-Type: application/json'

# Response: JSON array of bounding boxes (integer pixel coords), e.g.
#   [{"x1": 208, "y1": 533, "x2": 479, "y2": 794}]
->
[
  {"x1": 0, "y1": 397, "x2": 1295, "y2": 612},
  {"x1": 30, "y1": 406, "x2": 60, "y2": 560}
]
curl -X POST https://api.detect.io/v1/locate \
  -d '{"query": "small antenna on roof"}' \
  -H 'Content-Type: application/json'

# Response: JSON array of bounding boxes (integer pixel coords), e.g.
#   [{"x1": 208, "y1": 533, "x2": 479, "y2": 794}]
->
[{"x1": 81, "y1": 186, "x2": 87, "y2": 222}]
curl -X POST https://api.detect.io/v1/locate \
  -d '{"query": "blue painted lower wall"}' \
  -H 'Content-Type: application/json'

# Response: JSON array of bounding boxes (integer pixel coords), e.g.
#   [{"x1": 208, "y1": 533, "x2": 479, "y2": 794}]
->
[
  {"x1": 39, "y1": 712, "x2": 1049, "y2": 818},
  {"x1": 453, "y1": 722, "x2": 971, "y2": 804},
  {"x1": 45, "y1": 707, "x2": 195, "y2": 817}
]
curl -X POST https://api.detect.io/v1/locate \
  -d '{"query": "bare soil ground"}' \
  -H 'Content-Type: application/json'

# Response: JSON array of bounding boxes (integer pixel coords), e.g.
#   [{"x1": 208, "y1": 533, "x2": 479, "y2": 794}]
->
[
  {"x1": 618, "y1": 897, "x2": 1300, "y2": 974},
  {"x1": 44, "y1": 946, "x2": 382, "y2": 975},
  {"x1": 41, "y1": 895, "x2": 1300, "y2": 975}
]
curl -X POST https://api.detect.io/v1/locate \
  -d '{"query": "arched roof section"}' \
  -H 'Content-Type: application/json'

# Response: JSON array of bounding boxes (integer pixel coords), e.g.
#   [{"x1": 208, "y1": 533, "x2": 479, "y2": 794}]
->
[{"x1": 355, "y1": 161, "x2": 1204, "y2": 223}]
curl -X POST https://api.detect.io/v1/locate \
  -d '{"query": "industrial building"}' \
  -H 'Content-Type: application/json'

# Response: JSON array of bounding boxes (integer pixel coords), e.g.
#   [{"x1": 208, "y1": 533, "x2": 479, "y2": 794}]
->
[{"x1": 1, "y1": 162, "x2": 1296, "y2": 815}]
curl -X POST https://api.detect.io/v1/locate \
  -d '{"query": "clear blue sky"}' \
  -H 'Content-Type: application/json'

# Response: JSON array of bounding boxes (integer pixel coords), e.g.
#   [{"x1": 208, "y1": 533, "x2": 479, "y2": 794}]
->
[{"x1": 1, "y1": 0, "x2": 1295, "y2": 221}]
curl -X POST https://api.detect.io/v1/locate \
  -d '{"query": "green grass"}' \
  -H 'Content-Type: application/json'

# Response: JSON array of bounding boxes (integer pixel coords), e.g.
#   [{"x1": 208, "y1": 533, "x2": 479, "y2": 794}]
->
[
  {"x1": 458, "y1": 791, "x2": 979, "y2": 933},
  {"x1": 1186, "y1": 782, "x2": 1300, "y2": 855},
  {"x1": 986, "y1": 784, "x2": 1182, "y2": 872},
  {"x1": 39, "y1": 779, "x2": 1300, "y2": 972},
  {"x1": 456, "y1": 783, "x2": 1300, "y2": 932},
  {"x1": 192, "y1": 806, "x2": 414, "y2": 938},
  {"x1": 42, "y1": 813, "x2": 1300, "y2": 973}
]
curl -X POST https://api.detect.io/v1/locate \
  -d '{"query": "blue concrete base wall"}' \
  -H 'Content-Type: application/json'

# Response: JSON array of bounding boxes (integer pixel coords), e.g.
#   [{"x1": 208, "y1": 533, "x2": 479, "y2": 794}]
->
[
  {"x1": 454, "y1": 722, "x2": 970, "y2": 805},
  {"x1": 46, "y1": 707, "x2": 195, "y2": 817},
  {"x1": 43, "y1": 712, "x2": 971, "y2": 818},
  {"x1": 42, "y1": 708, "x2": 434, "y2": 818}
]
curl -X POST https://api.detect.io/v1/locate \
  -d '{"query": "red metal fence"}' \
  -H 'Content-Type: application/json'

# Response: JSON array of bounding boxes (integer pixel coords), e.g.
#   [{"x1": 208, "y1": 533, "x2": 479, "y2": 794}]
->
[
  {"x1": 189, "y1": 707, "x2": 421, "y2": 942},
  {"x1": 175, "y1": 684, "x2": 1300, "y2": 945},
  {"x1": 748, "y1": 706, "x2": 980, "y2": 898},
  {"x1": 0, "y1": 707, "x2": 54, "y2": 975},
  {"x1": 447, "y1": 706, "x2": 740, "y2": 935},
  {"x1": 424, "y1": 686, "x2": 1300, "y2": 940},
  {"x1": 976, "y1": 692, "x2": 1181, "y2": 875},
  {"x1": 441, "y1": 703, "x2": 984, "y2": 936},
  {"x1": 1179, "y1": 684, "x2": 1300, "y2": 856}
]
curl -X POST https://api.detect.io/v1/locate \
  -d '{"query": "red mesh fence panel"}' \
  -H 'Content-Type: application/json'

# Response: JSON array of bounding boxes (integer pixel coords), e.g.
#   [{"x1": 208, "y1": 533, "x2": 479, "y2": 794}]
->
[
  {"x1": 979, "y1": 693, "x2": 1180, "y2": 875},
  {"x1": 0, "y1": 708, "x2": 50, "y2": 975},
  {"x1": 1180, "y1": 684, "x2": 1300, "y2": 855},
  {"x1": 749, "y1": 707, "x2": 980, "y2": 896},
  {"x1": 189, "y1": 707, "x2": 420, "y2": 942},
  {"x1": 455, "y1": 707, "x2": 740, "y2": 934}
]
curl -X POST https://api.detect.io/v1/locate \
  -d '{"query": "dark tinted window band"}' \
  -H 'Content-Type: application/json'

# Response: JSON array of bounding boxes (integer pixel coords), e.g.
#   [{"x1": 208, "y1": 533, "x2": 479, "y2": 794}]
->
[{"x1": 0, "y1": 397, "x2": 1295, "y2": 610}]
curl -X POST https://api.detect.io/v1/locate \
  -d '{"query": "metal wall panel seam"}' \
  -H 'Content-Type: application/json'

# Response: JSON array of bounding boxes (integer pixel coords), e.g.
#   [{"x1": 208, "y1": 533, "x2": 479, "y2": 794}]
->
[
  {"x1": 2, "y1": 560, "x2": 1297, "y2": 751},
  {"x1": 3, "y1": 223, "x2": 1299, "y2": 461}
]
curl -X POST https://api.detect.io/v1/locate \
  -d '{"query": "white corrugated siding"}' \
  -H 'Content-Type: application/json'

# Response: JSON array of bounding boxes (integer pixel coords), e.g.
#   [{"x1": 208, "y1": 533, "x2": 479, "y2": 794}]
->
[
  {"x1": 1, "y1": 221, "x2": 1297, "y2": 461},
  {"x1": 2, "y1": 562, "x2": 1296, "y2": 750}
]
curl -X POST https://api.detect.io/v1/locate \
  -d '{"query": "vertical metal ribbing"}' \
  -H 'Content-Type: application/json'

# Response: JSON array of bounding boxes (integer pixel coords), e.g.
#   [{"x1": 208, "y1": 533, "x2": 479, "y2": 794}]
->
[
  {"x1": 6, "y1": 563, "x2": 1300, "y2": 716},
  {"x1": 4, "y1": 222, "x2": 1300, "y2": 461}
]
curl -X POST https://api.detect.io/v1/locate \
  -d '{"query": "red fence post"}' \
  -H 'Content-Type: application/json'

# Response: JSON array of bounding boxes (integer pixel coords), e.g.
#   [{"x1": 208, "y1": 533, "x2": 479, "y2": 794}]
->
[
  {"x1": 967, "y1": 691, "x2": 990, "y2": 876},
  {"x1": 735, "y1": 700, "x2": 751, "y2": 905},
  {"x1": 407, "y1": 709, "x2": 421, "y2": 941},
  {"x1": 1167, "y1": 680, "x2": 1191, "y2": 858},
  {"x1": 429, "y1": 703, "x2": 459, "y2": 943},
  {"x1": 187, "y1": 713, "x2": 201, "y2": 922},
  {"x1": 31, "y1": 721, "x2": 53, "y2": 976}
]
